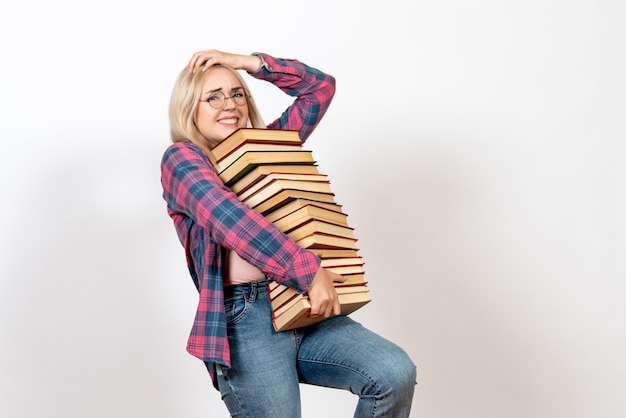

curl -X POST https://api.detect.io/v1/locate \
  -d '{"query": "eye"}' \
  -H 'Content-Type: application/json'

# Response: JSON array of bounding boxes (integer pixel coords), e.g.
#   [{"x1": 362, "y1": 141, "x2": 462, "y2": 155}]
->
[
  {"x1": 233, "y1": 91, "x2": 245, "y2": 99},
  {"x1": 206, "y1": 94, "x2": 221, "y2": 103}
]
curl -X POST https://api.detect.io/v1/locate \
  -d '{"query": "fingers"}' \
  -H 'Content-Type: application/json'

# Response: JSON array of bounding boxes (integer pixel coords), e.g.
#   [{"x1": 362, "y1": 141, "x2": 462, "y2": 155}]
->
[
  {"x1": 309, "y1": 296, "x2": 337, "y2": 319},
  {"x1": 187, "y1": 49, "x2": 221, "y2": 73},
  {"x1": 330, "y1": 271, "x2": 347, "y2": 283},
  {"x1": 307, "y1": 267, "x2": 343, "y2": 319}
]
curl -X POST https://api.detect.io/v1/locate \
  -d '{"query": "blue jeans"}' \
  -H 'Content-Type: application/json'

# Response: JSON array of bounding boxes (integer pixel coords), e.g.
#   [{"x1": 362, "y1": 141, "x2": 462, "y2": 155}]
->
[{"x1": 213, "y1": 280, "x2": 416, "y2": 417}]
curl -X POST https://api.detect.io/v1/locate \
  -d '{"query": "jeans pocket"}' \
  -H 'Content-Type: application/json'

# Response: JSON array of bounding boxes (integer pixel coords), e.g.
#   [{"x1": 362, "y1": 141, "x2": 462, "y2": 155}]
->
[{"x1": 224, "y1": 292, "x2": 249, "y2": 326}]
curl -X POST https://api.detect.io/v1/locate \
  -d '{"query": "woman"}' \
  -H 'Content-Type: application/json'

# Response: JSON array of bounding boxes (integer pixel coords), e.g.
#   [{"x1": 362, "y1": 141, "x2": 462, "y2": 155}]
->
[{"x1": 161, "y1": 49, "x2": 416, "y2": 417}]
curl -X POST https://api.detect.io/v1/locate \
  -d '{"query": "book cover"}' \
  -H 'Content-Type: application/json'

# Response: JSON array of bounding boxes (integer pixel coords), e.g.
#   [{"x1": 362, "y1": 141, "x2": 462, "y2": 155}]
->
[
  {"x1": 237, "y1": 172, "x2": 330, "y2": 202},
  {"x1": 242, "y1": 178, "x2": 334, "y2": 209},
  {"x1": 270, "y1": 203, "x2": 349, "y2": 231},
  {"x1": 217, "y1": 150, "x2": 317, "y2": 185},
  {"x1": 253, "y1": 189, "x2": 337, "y2": 215},
  {"x1": 216, "y1": 143, "x2": 304, "y2": 171},
  {"x1": 285, "y1": 219, "x2": 356, "y2": 242},
  {"x1": 295, "y1": 232, "x2": 359, "y2": 250},
  {"x1": 210, "y1": 128, "x2": 303, "y2": 161},
  {"x1": 264, "y1": 199, "x2": 344, "y2": 224},
  {"x1": 230, "y1": 165, "x2": 322, "y2": 195},
  {"x1": 272, "y1": 291, "x2": 371, "y2": 331},
  {"x1": 307, "y1": 248, "x2": 360, "y2": 259}
]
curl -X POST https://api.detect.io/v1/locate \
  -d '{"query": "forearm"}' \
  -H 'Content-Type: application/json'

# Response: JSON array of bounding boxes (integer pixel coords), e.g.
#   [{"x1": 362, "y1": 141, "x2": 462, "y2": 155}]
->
[
  {"x1": 161, "y1": 142, "x2": 320, "y2": 291},
  {"x1": 250, "y1": 52, "x2": 336, "y2": 141}
]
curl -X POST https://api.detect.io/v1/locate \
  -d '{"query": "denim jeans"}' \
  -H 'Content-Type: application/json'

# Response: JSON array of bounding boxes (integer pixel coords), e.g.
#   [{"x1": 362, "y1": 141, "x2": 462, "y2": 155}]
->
[{"x1": 213, "y1": 279, "x2": 416, "y2": 418}]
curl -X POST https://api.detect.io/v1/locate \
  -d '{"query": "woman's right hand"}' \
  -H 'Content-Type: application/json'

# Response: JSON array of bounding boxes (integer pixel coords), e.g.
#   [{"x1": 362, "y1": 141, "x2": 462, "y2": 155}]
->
[
  {"x1": 306, "y1": 267, "x2": 347, "y2": 319},
  {"x1": 187, "y1": 49, "x2": 263, "y2": 74}
]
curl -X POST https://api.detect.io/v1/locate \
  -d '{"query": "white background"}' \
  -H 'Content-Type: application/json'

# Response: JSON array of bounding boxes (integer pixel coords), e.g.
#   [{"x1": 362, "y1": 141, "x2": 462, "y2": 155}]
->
[{"x1": 1, "y1": 1, "x2": 624, "y2": 417}]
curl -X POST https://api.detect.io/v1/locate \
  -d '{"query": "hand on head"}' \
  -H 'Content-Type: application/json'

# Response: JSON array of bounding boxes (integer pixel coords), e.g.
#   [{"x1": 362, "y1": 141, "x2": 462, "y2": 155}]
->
[{"x1": 188, "y1": 49, "x2": 263, "y2": 74}]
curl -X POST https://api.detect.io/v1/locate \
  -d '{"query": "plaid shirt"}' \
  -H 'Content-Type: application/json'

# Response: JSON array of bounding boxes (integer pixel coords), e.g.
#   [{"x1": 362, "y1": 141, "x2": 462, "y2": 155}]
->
[{"x1": 160, "y1": 53, "x2": 336, "y2": 385}]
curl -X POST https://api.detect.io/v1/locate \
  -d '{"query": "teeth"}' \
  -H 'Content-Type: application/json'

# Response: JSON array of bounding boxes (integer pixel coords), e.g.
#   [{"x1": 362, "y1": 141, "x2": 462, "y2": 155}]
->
[{"x1": 220, "y1": 118, "x2": 238, "y2": 125}]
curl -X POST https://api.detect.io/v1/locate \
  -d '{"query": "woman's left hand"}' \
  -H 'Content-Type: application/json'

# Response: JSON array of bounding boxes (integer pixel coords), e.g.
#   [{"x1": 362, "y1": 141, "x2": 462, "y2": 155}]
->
[
  {"x1": 187, "y1": 49, "x2": 262, "y2": 74},
  {"x1": 307, "y1": 267, "x2": 346, "y2": 319}
]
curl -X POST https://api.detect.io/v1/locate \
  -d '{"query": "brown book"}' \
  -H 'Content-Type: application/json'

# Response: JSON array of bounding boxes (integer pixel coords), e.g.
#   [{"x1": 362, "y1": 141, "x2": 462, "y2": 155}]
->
[
  {"x1": 268, "y1": 272, "x2": 366, "y2": 308},
  {"x1": 242, "y1": 178, "x2": 334, "y2": 208},
  {"x1": 237, "y1": 172, "x2": 330, "y2": 202},
  {"x1": 295, "y1": 233, "x2": 359, "y2": 250},
  {"x1": 270, "y1": 203, "x2": 349, "y2": 231},
  {"x1": 253, "y1": 189, "x2": 337, "y2": 215},
  {"x1": 269, "y1": 281, "x2": 288, "y2": 298},
  {"x1": 210, "y1": 128, "x2": 303, "y2": 162},
  {"x1": 216, "y1": 143, "x2": 304, "y2": 171},
  {"x1": 333, "y1": 273, "x2": 367, "y2": 286},
  {"x1": 271, "y1": 285, "x2": 369, "y2": 317},
  {"x1": 286, "y1": 219, "x2": 355, "y2": 242},
  {"x1": 271, "y1": 285, "x2": 299, "y2": 308},
  {"x1": 230, "y1": 165, "x2": 322, "y2": 195},
  {"x1": 320, "y1": 257, "x2": 364, "y2": 268},
  {"x1": 307, "y1": 248, "x2": 360, "y2": 259},
  {"x1": 325, "y1": 264, "x2": 365, "y2": 275},
  {"x1": 264, "y1": 199, "x2": 344, "y2": 224},
  {"x1": 217, "y1": 150, "x2": 316, "y2": 185},
  {"x1": 272, "y1": 291, "x2": 371, "y2": 331}
]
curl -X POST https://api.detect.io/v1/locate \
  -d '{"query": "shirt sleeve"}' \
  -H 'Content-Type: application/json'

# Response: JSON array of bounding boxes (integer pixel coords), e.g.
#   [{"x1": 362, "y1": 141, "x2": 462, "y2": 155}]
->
[
  {"x1": 250, "y1": 52, "x2": 336, "y2": 142},
  {"x1": 161, "y1": 141, "x2": 320, "y2": 292}
]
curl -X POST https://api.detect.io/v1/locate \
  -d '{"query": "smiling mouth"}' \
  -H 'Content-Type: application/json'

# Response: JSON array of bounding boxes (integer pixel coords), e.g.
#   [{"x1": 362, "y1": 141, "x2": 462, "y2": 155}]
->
[{"x1": 219, "y1": 117, "x2": 239, "y2": 126}]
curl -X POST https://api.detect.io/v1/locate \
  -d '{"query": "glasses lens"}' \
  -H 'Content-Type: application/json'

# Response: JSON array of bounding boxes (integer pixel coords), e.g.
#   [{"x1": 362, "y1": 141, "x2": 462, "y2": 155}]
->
[
  {"x1": 207, "y1": 91, "x2": 226, "y2": 109},
  {"x1": 232, "y1": 90, "x2": 247, "y2": 106}
]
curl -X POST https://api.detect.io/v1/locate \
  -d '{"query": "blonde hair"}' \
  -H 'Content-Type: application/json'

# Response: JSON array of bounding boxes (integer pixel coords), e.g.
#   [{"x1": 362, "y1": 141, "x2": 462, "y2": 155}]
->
[{"x1": 168, "y1": 64, "x2": 265, "y2": 153}]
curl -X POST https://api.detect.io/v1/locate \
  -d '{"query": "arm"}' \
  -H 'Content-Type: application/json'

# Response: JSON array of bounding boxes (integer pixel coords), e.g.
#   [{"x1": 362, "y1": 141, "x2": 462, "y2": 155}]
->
[
  {"x1": 186, "y1": 50, "x2": 336, "y2": 142},
  {"x1": 161, "y1": 141, "x2": 320, "y2": 293},
  {"x1": 250, "y1": 53, "x2": 336, "y2": 142}
]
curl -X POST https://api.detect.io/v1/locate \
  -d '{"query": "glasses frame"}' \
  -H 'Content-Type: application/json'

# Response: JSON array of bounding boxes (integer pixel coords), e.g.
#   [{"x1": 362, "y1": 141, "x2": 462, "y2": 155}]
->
[{"x1": 198, "y1": 89, "x2": 249, "y2": 109}]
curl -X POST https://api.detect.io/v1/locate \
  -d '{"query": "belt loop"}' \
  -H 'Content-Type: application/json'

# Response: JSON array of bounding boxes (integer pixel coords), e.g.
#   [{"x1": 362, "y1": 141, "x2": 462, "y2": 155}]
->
[{"x1": 249, "y1": 281, "x2": 259, "y2": 302}]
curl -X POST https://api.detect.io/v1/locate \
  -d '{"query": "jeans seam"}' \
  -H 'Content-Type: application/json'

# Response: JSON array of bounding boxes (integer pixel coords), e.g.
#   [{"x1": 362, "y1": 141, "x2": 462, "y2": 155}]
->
[{"x1": 299, "y1": 359, "x2": 381, "y2": 417}]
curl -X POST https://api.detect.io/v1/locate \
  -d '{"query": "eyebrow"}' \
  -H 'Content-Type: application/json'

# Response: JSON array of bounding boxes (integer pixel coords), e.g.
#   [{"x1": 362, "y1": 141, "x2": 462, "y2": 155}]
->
[{"x1": 202, "y1": 86, "x2": 244, "y2": 95}]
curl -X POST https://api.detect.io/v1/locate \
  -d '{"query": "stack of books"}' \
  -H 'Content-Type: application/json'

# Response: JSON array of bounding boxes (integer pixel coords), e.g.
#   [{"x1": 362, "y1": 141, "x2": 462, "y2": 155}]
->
[{"x1": 209, "y1": 128, "x2": 371, "y2": 331}]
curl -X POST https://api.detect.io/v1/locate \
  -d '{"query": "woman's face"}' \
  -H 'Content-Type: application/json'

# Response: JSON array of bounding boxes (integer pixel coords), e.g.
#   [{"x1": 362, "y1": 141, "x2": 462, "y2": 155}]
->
[{"x1": 195, "y1": 66, "x2": 249, "y2": 144}]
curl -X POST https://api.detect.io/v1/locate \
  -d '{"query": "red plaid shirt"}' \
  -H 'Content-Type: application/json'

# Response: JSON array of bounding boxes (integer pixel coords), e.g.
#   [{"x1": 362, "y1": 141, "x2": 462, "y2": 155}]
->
[{"x1": 160, "y1": 53, "x2": 336, "y2": 385}]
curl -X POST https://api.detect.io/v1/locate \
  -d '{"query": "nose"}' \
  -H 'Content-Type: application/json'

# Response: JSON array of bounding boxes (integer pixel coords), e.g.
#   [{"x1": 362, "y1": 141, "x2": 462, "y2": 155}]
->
[{"x1": 222, "y1": 96, "x2": 237, "y2": 110}]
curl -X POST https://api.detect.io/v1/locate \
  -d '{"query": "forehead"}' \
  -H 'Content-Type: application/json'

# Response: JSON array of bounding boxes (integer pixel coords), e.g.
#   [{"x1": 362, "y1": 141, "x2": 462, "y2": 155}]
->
[{"x1": 201, "y1": 66, "x2": 242, "y2": 91}]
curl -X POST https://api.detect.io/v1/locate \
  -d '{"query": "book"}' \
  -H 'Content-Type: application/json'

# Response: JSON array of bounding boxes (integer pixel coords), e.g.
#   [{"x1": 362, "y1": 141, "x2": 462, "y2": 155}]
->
[
  {"x1": 237, "y1": 172, "x2": 330, "y2": 202},
  {"x1": 285, "y1": 219, "x2": 355, "y2": 242},
  {"x1": 264, "y1": 199, "x2": 344, "y2": 223},
  {"x1": 242, "y1": 178, "x2": 334, "y2": 209},
  {"x1": 215, "y1": 143, "x2": 305, "y2": 172},
  {"x1": 324, "y1": 264, "x2": 365, "y2": 275},
  {"x1": 272, "y1": 291, "x2": 371, "y2": 331},
  {"x1": 252, "y1": 189, "x2": 337, "y2": 215},
  {"x1": 271, "y1": 285, "x2": 369, "y2": 317},
  {"x1": 307, "y1": 248, "x2": 360, "y2": 259},
  {"x1": 295, "y1": 232, "x2": 359, "y2": 250},
  {"x1": 217, "y1": 150, "x2": 317, "y2": 186},
  {"x1": 268, "y1": 272, "x2": 367, "y2": 313},
  {"x1": 270, "y1": 281, "x2": 368, "y2": 314},
  {"x1": 230, "y1": 164, "x2": 322, "y2": 195},
  {"x1": 320, "y1": 257, "x2": 364, "y2": 268},
  {"x1": 270, "y1": 285, "x2": 300, "y2": 308},
  {"x1": 333, "y1": 273, "x2": 367, "y2": 286},
  {"x1": 269, "y1": 202, "x2": 349, "y2": 231},
  {"x1": 210, "y1": 128, "x2": 303, "y2": 162}
]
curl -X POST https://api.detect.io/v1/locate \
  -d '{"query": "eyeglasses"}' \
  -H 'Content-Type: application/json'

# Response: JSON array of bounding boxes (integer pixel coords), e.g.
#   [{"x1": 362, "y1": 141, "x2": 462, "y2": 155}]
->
[{"x1": 199, "y1": 89, "x2": 248, "y2": 109}]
